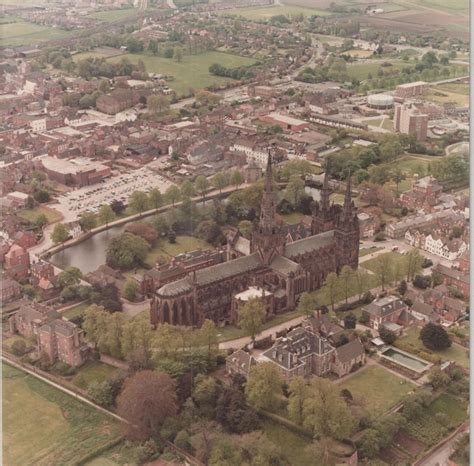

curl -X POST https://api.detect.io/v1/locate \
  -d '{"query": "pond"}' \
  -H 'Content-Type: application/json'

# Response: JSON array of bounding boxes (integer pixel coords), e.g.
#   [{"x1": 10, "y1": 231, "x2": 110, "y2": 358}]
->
[{"x1": 50, "y1": 224, "x2": 126, "y2": 274}]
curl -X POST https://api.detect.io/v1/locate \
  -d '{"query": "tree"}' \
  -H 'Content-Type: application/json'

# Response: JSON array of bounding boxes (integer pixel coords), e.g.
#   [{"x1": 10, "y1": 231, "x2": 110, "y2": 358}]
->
[
  {"x1": 147, "y1": 94, "x2": 170, "y2": 115},
  {"x1": 110, "y1": 199, "x2": 126, "y2": 215},
  {"x1": 237, "y1": 220, "x2": 253, "y2": 239},
  {"x1": 284, "y1": 175, "x2": 305, "y2": 207},
  {"x1": 34, "y1": 189, "x2": 50, "y2": 203},
  {"x1": 297, "y1": 292, "x2": 316, "y2": 318},
  {"x1": 212, "y1": 172, "x2": 228, "y2": 194},
  {"x1": 230, "y1": 170, "x2": 244, "y2": 190},
  {"x1": 123, "y1": 279, "x2": 139, "y2": 301},
  {"x1": 245, "y1": 362, "x2": 283, "y2": 411},
  {"x1": 288, "y1": 376, "x2": 308, "y2": 425},
  {"x1": 88, "y1": 381, "x2": 115, "y2": 407},
  {"x1": 302, "y1": 377, "x2": 355, "y2": 440},
  {"x1": 117, "y1": 370, "x2": 178, "y2": 440},
  {"x1": 173, "y1": 46, "x2": 183, "y2": 62},
  {"x1": 51, "y1": 223, "x2": 69, "y2": 244},
  {"x1": 379, "y1": 326, "x2": 396, "y2": 344},
  {"x1": 79, "y1": 212, "x2": 96, "y2": 231},
  {"x1": 344, "y1": 312, "x2": 357, "y2": 329},
  {"x1": 180, "y1": 180, "x2": 195, "y2": 198},
  {"x1": 373, "y1": 254, "x2": 392, "y2": 291},
  {"x1": 11, "y1": 339, "x2": 27, "y2": 356},
  {"x1": 120, "y1": 317, "x2": 154, "y2": 369},
  {"x1": 198, "y1": 319, "x2": 219, "y2": 362},
  {"x1": 165, "y1": 185, "x2": 181, "y2": 207},
  {"x1": 339, "y1": 265, "x2": 354, "y2": 304},
  {"x1": 324, "y1": 272, "x2": 340, "y2": 311},
  {"x1": 98, "y1": 205, "x2": 115, "y2": 227},
  {"x1": 58, "y1": 267, "x2": 82, "y2": 288},
  {"x1": 428, "y1": 367, "x2": 450, "y2": 389},
  {"x1": 354, "y1": 268, "x2": 370, "y2": 301},
  {"x1": 238, "y1": 297, "x2": 265, "y2": 344},
  {"x1": 129, "y1": 191, "x2": 150, "y2": 215},
  {"x1": 125, "y1": 222, "x2": 158, "y2": 245},
  {"x1": 420, "y1": 323, "x2": 452, "y2": 350},
  {"x1": 405, "y1": 248, "x2": 423, "y2": 281},
  {"x1": 106, "y1": 232, "x2": 150, "y2": 270},
  {"x1": 391, "y1": 168, "x2": 406, "y2": 196},
  {"x1": 148, "y1": 188, "x2": 163, "y2": 209},
  {"x1": 34, "y1": 213, "x2": 48, "y2": 229},
  {"x1": 398, "y1": 279, "x2": 407, "y2": 295},
  {"x1": 195, "y1": 176, "x2": 209, "y2": 203}
]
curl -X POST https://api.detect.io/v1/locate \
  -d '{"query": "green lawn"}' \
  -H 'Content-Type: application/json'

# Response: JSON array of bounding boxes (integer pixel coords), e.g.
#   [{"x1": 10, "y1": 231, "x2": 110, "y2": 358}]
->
[
  {"x1": 3, "y1": 363, "x2": 122, "y2": 466},
  {"x1": 338, "y1": 366, "x2": 415, "y2": 417},
  {"x1": 62, "y1": 302, "x2": 91, "y2": 321},
  {"x1": 85, "y1": 441, "x2": 150, "y2": 465},
  {"x1": 360, "y1": 251, "x2": 405, "y2": 274},
  {"x1": 394, "y1": 327, "x2": 469, "y2": 369},
  {"x1": 359, "y1": 246, "x2": 384, "y2": 257},
  {"x1": 424, "y1": 89, "x2": 469, "y2": 107},
  {"x1": 382, "y1": 155, "x2": 434, "y2": 177},
  {"x1": 107, "y1": 51, "x2": 256, "y2": 96},
  {"x1": 17, "y1": 206, "x2": 62, "y2": 224},
  {"x1": 220, "y1": 5, "x2": 333, "y2": 21},
  {"x1": 145, "y1": 235, "x2": 211, "y2": 267},
  {"x1": 346, "y1": 62, "x2": 408, "y2": 81},
  {"x1": 281, "y1": 212, "x2": 304, "y2": 224},
  {"x1": 262, "y1": 419, "x2": 312, "y2": 466},
  {"x1": 0, "y1": 19, "x2": 72, "y2": 46},
  {"x1": 436, "y1": 83, "x2": 470, "y2": 95},
  {"x1": 89, "y1": 8, "x2": 138, "y2": 22},
  {"x1": 72, "y1": 361, "x2": 118, "y2": 390}
]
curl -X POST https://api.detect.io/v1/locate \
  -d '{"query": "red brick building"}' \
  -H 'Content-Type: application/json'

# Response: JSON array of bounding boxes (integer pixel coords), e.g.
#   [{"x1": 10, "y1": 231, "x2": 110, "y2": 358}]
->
[
  {"x1": 0, "y1": 278, "x2": 21, "y2": 305},
  {"x1": 4, "y1": 244, "x2": 30, "y2": 279},
  {"x1": 38, "y1": 319, "x2": 87, "y2": 367}
]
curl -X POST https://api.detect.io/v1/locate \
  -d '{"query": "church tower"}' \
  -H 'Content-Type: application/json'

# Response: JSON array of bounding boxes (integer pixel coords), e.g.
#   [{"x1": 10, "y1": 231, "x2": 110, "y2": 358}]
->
[
  {"x1": 335, "y1": 176, "x2": 359, "y2": 270},
  {"x1": 311, "y1": 170, "x2": 336, "y2": 235},
  {"x1": 250, "y1": 151, "x2": 286, "y2": 265}
]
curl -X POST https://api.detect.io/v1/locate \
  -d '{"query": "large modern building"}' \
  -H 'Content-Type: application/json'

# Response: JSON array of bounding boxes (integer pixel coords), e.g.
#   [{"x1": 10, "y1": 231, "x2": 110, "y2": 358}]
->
[
  {"x1": 150, "y1": 156, "x2": 360, "y2": 327},
  {"x1": 394, "y1": 103, "x2": 428, "y2": 141}
]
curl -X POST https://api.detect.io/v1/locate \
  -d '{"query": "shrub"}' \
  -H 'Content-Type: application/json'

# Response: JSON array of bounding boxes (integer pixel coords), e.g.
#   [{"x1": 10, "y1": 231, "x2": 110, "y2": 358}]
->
[
  {"x1": 174, "y1": 430, "x2": 191, "y2": 451},
  {"x1": 420, "y1": 323, "x2": 451, "y2": 350},
  {"x1": 10, "y1": 339, "x2": 27, "y2": 356},
  {"x1": 374, "y1": 232, "x2": 386, "y2": 241}
]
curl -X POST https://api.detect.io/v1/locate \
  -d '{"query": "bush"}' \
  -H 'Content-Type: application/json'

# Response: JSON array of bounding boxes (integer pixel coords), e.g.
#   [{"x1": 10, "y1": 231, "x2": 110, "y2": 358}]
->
[
  {"x1": 379, "y1": 326, "x2": 397, "y2": 344},
  {"x1": 422, "y1": 258, "x2": 433, "y2": 268},
  {"x1": 174, "y1": 430, "x2": 191, "y2": 451},
  {"x1": 374, "y1": 232, "x2": 386, "y2": 242},
  {"x1": 362, "y1": 291, "x2": 375, "y2": 304},
  {"x1": 420, "y1": 323, "x2": 451, "y2": 350},
  {"x1": 10, "y1": 339, "x2": 27, "y2": 356},
  {"x1": 51, "y1": 361, "x2": 76, "y2": 376},
  {"x1": 88, "y1": 381, "x2": 115, "y2": 407}
]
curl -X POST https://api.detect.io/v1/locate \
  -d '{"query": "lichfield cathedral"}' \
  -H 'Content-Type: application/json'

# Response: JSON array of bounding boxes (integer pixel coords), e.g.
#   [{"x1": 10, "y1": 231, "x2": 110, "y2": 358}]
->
[{"x1": 150, "y1": 155, "x2": 360, "y2": 328}]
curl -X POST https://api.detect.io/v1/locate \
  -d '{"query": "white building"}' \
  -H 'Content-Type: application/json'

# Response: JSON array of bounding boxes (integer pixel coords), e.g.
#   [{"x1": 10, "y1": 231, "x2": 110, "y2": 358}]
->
[{"x1": 230, "y1": 141, "x2": 268, "y2": 168}]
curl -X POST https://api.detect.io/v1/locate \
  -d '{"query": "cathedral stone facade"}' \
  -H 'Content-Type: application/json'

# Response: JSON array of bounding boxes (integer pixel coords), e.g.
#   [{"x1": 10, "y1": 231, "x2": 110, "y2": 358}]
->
[{"x1": 150, "y1": 156, "x2": 359, "y2": 328}]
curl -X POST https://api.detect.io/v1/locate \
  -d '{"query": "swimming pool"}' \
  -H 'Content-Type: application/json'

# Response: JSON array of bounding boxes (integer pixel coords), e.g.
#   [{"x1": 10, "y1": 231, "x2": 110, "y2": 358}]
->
[{"x1": 381, "y1": 347, "x2": 430, "y2": 373}]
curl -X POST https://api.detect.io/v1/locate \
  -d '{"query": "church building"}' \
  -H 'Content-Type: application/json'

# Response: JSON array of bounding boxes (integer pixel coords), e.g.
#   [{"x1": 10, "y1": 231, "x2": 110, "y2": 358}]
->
[{"x1": 150, "y1": 155, "x2": 359, "y2": 327}]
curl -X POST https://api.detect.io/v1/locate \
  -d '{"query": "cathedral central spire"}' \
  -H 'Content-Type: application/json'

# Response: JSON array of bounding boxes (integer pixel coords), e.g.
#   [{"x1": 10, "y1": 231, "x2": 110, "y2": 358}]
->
[{"x1": 258, "y1": 149, "x2": 279, "y2": 234}]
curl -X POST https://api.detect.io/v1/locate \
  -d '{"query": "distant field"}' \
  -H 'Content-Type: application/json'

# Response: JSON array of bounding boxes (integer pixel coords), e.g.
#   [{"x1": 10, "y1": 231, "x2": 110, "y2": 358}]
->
[
  {"x1": 88, "y1": 8, "x2": 138, "y2": 22},
  {"x1": 345, "y1": 49, "x2": 374, "y2": 58},
  {"x1": 3, "y1": 363, "x2": 122, "y2": 466},
  {"x1": 416, "y1": 0, "x2": 469, "y2": 13},
  {"x1": 107, "y1": 51, "x2": 256, "y2": 96},
  {"x1": 0, "y1": 19, "x2": 72, "y2": 46},
  {"x1": 220, "y1": 5, "x2": 333, "y2": 20},
  {"x1": 346, "y1": 62, "x2": 408, "y2": 81},
  {"x1": 424, "y1": 88, "x2": 469, "y2": 107}
]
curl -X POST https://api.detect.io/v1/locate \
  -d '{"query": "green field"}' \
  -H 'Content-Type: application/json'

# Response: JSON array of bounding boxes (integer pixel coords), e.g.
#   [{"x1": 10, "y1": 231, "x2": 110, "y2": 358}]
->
[
  {"x1": 17, "y1": 206, "x2": 62, "y2": 224},
  {"x1": 108, "y1": 51, "x2": 256, "y2": 96},
  {"x1": 346, "y1": 62, "x2": 408, "y2": 81},
  {"x1": 62, "y1": 302, "x2": 92, "y2": 321},
  {"x1": 394, "y1": 327, "x2": 469, "y2": 369},
  {"x1": 72, "y1": 361, "x2": 118, "y2": 389},
  {"x1": 89, "y1": 8, "x2": 138, "y2": 22},
  {"x1": 436, "y1": 83, "x2": 470, "y2": 95},
  {"x1": 338, "y1": 366, "x2": 415, "y2": 417},
  {"x1": 3, "y1": 363, "x2": 122, "y2": 466},
  {"x1": 220, "y1": 5, "x2": 333, "y2": 20},
  {"x1": 417, "y1": 0, "x2": 469, "y2": 13},
  {"x1": 0, "y1": 19, "x2": 72, "y2": 46},
  {"x1": 145, "y1": 235, "x2": 212, "y2": 267}
]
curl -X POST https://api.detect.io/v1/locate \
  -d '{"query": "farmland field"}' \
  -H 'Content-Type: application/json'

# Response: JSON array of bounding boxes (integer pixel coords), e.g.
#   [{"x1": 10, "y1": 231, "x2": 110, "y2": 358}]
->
[
  {"x1": 3, "y1": 363, "x2": 122, "y2": 466},
  {"x1": 0, "y1": 19, "x2": 72, "y2": 46},
  {"x1": 88, "y1": 8, "x2": 139, "y2": 22},
  {"x1": 220, "y1": 5, "x2": 333, "y2": 20},
  {"x1": 107, "y1": 51, "x2": 256, "y2": 96},
  {"x1": 338, "y1": 366, "x2": 415, "y2": 416}
]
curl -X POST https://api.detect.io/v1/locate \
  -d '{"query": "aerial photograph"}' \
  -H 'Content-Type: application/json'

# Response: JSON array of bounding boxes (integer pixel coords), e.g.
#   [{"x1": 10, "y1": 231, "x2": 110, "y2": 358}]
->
[{"x1": 0, "y1": 0, "x2": 470, "y2": 464}]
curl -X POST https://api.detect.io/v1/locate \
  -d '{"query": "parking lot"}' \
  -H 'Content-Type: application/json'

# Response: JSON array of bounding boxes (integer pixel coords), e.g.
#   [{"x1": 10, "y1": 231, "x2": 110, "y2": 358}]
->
[{"x1": 54, "y1": 167, "x2": 174, "y2": 221}]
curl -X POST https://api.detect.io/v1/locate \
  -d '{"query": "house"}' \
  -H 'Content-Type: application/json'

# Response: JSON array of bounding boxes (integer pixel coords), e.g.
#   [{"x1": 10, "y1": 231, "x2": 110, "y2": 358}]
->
[
  {"x1": 6, "y1": 191, "x2": 29, "y2": 208},
  {"x1": 225, "y1": 349, "x2": 256, "y2": 379},
  {"x1": 443, "y1": 297, "x2": 466, "y2": 322},
  {"x1": 434, "y1": 264, "x2": 470, "y2": 297},
  {"x1": 38, "y1": 319, "x2": 88, "y2": 367},
  {"x1": 254, "y1": 326, "x2": 365, "y2": 381},
  {"x1": 4, "y1": 244, "x2": 30, "y2": 279},
  {"x1": 363, "y1": 295, "x2": 408, "y2": 330},
  {"x1": 411, "y1": 300, "x2": 441, "y2": 324},
  {"x1": 0, "y1": 278, "x2": 21, "y2": 305},
  {"x1": 14, "y1": 231, "x2": 37, "y2": 250},
  {"x1": 333, "y1": 339, "x2": 366, "y2": 378},
  {"x1": 9, "y1": 300, "x2": 59, "y2": 338}
]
